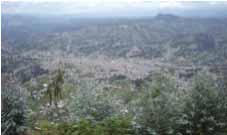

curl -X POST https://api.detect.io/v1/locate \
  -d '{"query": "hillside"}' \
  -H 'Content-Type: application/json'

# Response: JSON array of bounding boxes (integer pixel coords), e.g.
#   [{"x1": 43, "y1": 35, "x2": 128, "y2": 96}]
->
[
  {"x1": 2, "y1": 14, "x2": 227, "y2": 81},
  {"x1": 2, "y1": 13, "x2": 227, "y2": 135}
]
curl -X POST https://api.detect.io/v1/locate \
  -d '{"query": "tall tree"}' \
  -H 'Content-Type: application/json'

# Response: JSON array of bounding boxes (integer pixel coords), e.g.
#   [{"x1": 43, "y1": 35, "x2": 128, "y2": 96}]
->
[
  {"x1": 53, "y1": 69, "x2": 64, "y2": 104},
  {"x1": 46, "y1": 69, "x2": 64, "y2": 106},
  {"x1": 47, "y1": 83, "x2": 53, "y2": 105}
]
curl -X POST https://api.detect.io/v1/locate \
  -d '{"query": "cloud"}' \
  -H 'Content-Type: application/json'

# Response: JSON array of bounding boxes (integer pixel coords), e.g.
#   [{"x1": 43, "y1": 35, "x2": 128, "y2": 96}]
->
[
  {"x1": 159, "y1": 1, "x2": 184, "y2": 8},
  {"x1": 2, "y1": 0, "x2": 227, "y2": 16}
]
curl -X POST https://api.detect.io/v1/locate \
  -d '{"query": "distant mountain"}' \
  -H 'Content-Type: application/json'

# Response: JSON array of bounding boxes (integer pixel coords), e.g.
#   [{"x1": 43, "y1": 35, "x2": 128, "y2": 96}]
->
[{"x1": 2, "y1": 13, "x2": 227, "y2": 66}]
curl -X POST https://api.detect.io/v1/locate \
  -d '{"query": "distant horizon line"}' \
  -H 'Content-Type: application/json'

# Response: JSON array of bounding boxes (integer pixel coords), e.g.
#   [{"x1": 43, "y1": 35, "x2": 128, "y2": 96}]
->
[{"x1": 2, "y1": 12, "x2": 227, "y2": 19}]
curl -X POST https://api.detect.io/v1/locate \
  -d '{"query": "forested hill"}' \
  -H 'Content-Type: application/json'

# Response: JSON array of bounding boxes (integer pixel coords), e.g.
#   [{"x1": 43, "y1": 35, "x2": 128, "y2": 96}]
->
[
  {"x1": 2, "y1": 14, "x2": 227, "y2": 64},
  {"x1": 2, "y1": 13, "x2": 227, "y2": 135}
]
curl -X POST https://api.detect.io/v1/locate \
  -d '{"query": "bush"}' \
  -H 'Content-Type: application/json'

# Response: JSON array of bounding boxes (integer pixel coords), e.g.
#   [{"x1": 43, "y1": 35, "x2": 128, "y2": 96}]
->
[
  {"x1": 99, "y1": 116, "x2": 135, "y2": 135},
  {"x1": 134, "y1": 74, "x2": 181, "y2": 135},
  {"x1": 36, "y1": 117, "x2": 135, "y2": 135},
  {"x1": 176, "y1": 73, "x2": 227, "y2": 135},
  {"x1": 2, "y1": 77, "x2": 28, "y2": 135},
  {"x1": 69, "y1": 80, "x2": 116, "y2": 122}
]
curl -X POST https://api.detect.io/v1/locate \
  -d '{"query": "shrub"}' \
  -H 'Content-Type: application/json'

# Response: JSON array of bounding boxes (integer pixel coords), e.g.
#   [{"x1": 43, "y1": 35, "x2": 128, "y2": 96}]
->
[
  {"x1": 2, "y1": 77, "x2": 28, "y2": 135},
  {"x1": 99, "y1": 116, "x2": 135, "y2": 135},
  {"x1": 36, "y1": 117, "x2": 135, "y2": 135},
  {"x1": 134, "y1": 74, "x2": 181, "y2": 135},
  {"x1": 176, "y1": 73, "x2": 227, "y2": 135},
  {"x1": 69, "y1": 80, "x2": 115, "y2": 122}
]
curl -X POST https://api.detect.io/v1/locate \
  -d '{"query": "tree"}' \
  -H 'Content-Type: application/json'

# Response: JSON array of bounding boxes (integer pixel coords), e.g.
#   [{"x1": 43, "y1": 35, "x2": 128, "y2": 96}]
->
[
  {"x1": 46, "y1": 69, "x2": 64, "y2": 106},
  {"x1": 135, "y1": 74, "x2": 180, "y2": 135},
  {"x1": 1, "y1": 74, "x2": 28, "y2": 135},
  {"x1": 176, "y1": 73, "x2": 227, "y2": 135},
  {"x1": 69, "y1": 80, "x2": 116, "y2": 122},
  {"x1": 47, "y1": 82, "x2": 53, "y2": 105},
  {"x1": 53, "y1": 69, "x2": 64, "y2": 104}
]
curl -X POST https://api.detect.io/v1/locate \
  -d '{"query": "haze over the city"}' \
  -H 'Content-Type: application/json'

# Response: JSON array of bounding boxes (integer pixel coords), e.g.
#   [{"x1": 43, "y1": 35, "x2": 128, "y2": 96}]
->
[{"x1": 2, "y1": 0, "x2": 227, "y2": 17}]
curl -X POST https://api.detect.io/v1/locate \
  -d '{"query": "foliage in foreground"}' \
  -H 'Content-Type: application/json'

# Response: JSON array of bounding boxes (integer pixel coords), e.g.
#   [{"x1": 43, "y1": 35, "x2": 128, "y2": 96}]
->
[
  {"x1": 29, "y1": 73, "x2": 227, "y2": 135},
  {"x1": 33, "y1": 117, "x2": 135, "y2": 135},
  {"x1": 2, "y1": 72, "x2": 227, "y2": 135},
  {"x1": 175, "y1": 74, "x2": 227, "y2": 135},
  {"x1": 1, "y1": 75, "x2": 28, "y2": 135}
]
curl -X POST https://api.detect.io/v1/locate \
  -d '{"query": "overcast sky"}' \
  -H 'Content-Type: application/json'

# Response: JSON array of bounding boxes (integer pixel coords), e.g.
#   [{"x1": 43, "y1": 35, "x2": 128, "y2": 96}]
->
[
  {"x1": 2, "y1": 0, "x2": 227, "y2": 17},
  {"x1": 3, "y1": 0, "x2": 227, "y2": 6}
]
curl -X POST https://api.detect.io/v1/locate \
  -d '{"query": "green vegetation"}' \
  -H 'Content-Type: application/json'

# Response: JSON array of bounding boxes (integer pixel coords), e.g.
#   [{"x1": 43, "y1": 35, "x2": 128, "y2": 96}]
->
[
  {"x1": 32, "y1": 117, "x2": 134, "y2": 135},
  {"x1": 2, "y1": 14, "x2": 227, "y2": 135},
  {"x1": 2, "y1": 77, "x2": 28, "y2": 135},
  {"x1": 46, "y1": 69, "x2": 64, "y2": 105},
  {"x1": 176, "y1": 74, "x2": 227, "y2": 135},
  {"x1": 11, "y1": 72, "x2": 226, "y2": 135}
]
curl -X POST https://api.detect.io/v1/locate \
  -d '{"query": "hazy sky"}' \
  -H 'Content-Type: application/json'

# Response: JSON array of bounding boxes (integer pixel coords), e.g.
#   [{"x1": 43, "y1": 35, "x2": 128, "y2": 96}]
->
[
  {"x1": 3, "y1": 0, "x2": 227, "y2": 6},
  {"x1": 2, "y1": 0, "x2": 227, "y2": 17}
]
